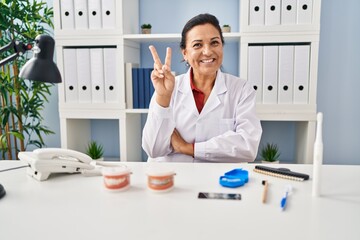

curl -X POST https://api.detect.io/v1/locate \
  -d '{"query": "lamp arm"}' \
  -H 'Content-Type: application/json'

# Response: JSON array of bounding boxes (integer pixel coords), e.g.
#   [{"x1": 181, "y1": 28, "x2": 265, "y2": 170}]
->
[
  {"x1": 0, "y1": 40, "x2": 32, "y2": 67},
  {"x1": 0, "y1": 53, "x2": 21, "y2": 67}
]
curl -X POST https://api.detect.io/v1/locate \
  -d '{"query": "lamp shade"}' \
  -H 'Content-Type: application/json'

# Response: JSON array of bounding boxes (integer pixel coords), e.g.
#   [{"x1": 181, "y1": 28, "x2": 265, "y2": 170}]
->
[{"x1": 19, "y1": 35, "x2": 62, "y2": 83}]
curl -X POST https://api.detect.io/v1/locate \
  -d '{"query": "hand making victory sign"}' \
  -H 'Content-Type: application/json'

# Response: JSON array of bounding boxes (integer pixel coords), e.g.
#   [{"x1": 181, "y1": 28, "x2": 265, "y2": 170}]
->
[{"x1": 148, "y1": 45, "x2": 175, "y2": 107}]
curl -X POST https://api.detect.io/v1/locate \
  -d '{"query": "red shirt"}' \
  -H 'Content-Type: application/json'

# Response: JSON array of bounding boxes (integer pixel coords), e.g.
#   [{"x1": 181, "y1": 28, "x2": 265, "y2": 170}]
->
[{"x1": 190, "y1": 69, "x2": 205, "y2": 114}]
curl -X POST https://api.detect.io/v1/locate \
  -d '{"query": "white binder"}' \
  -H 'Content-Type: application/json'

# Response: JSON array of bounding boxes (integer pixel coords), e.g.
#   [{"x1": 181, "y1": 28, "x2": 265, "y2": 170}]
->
[
  {"x1": 63, "y1": 49, "x2": 78, "y2": 102},
  {"x1": 263, "y1": 45, "x2": 278, "y2": 104},
  {"x1": 281, "y1": 0, "x2": 297, "y2": 25},
  {"x1": 293, "y1": 45, "x2": 310, "y2": 104},
  {"x1": 249, "y1": 0, "x2": 265, "y2": 26},
  {"x1": 278, "y1": 45, "x2": 294, "y2": 104},
  {"x1": 90, "y1": 48, "x2": 105, "y2": 103},
  {"x1": 101, "y1": 0, "x2": 116, "y2": 29},
  {"x1": 74, "y1": 0, "x2": 89, "y2": 29},
  {"x1": 297, "y1": 0, "x2": 313, "y2": 24},
  {"x1": 265, "y1": 0, "x2": 281, "y2": 25},
  {"x1": 88, "y1": 0, "x2": 102, "y2": 29},
  {"x1": 247, "y1": 46, "x2": 263, "y2": 103},
  {"x1": 125, "y1": 62, "x2": 139, "y2": 108},
  {"x1": 76, "y1": 48, "x2": 92, "y2": 103},
  {"x1": 60, "y1": 0, "x2": 75, "y2": 29},
  {"x1": 104, "y1": 48, "x2": 118, "y2": 103}
]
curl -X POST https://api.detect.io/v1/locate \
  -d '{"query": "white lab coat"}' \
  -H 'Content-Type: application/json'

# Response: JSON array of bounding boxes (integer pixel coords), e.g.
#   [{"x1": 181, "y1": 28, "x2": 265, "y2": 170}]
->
[{"x1": 142, "y1": 69, "x2": 262, "y2": 163}]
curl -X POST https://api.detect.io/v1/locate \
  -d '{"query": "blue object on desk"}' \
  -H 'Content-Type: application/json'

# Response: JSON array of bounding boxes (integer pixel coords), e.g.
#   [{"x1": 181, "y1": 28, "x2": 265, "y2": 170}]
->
[{"x1": 219, "y1": 169, "x2": 248, "y2": 188}]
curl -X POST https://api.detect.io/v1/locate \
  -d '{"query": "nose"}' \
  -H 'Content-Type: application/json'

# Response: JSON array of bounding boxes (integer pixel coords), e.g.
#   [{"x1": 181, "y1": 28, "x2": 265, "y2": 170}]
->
[{"x1": 202, "y1": 44, "x2": 211, "y2": 55}]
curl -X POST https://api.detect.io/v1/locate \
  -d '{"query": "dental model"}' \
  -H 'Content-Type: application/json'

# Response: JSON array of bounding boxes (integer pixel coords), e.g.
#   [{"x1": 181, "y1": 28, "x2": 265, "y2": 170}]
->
[
  {"x1": 102, "y1": 165, "x2": 131, "y2": 191},
  {"x1": 146, "y1": 169, "x2": 176, "y2": 192}
]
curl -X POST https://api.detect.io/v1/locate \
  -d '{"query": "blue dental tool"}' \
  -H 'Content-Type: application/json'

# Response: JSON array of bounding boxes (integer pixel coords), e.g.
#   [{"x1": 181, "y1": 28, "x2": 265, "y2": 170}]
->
[{"x1": 219, "y1": 169, "x2": 248, "y2": 188}]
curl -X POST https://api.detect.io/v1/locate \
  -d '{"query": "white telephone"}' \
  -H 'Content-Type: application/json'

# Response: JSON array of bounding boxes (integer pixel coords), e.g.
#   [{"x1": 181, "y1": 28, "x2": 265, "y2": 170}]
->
[{"x1": 18, "y1": 148, "x2": 96, "y2": 181}]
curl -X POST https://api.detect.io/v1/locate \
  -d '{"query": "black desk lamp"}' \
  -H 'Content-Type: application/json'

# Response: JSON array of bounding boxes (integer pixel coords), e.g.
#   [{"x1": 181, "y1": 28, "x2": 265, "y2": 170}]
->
[
  {"x1": 0, "y1": 34, "x2": 62, "y2": 199},
  {"x1": 0, "y1": 34, "x2": 62, "y2": 83}
]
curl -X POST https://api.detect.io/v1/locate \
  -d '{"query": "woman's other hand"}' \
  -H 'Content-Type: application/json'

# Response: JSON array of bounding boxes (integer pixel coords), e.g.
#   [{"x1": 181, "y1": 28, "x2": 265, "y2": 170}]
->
[{"x1": 171, "y1": 129, "x2": 194, "y2": 157}]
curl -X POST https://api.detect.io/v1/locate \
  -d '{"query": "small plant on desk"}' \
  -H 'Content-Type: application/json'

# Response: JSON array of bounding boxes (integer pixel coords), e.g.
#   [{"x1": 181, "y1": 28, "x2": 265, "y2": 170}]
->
[
  {"x1": 86, "y1": 141, "x2": 104, "y2": 161},
  {"x1": 260, "y1": 143, "x2": 281, "y2": 163}
]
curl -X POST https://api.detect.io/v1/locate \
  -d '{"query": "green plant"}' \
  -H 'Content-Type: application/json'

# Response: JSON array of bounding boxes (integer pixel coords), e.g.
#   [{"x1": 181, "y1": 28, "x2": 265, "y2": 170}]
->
[
  {"x1": 0, "y1": 0, "x2": 55, "y2": 159},
  {"x1": 141, "y1": 24, "x2": 152, "y2": 29},
  {"x1": 260, "y1": 143, "x2": 281, "y2": 162},
  {"x1": 86, "y1": 141, "x2": 104, "y2": 160},
  {"x1": 223, "y1": 24, "x2": 230, "y2": 27}
]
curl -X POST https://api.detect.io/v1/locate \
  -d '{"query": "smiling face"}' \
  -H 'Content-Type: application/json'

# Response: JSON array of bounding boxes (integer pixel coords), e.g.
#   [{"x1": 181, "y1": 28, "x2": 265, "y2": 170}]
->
[{"x1": 182, "y1": 23, "x2": 223, "y2": 81}]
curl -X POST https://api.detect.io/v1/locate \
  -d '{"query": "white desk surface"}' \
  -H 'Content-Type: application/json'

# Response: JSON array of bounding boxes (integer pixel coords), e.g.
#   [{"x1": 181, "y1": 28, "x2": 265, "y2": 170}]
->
[{"x1": 1, "y1": 161, "x2": 359, "y2": 240}]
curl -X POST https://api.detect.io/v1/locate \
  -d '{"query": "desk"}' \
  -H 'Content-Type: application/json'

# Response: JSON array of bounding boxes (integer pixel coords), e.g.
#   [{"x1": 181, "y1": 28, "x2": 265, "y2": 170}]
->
[{"x1": 1, "y1": 161, "x2": 359, "y2": 240}]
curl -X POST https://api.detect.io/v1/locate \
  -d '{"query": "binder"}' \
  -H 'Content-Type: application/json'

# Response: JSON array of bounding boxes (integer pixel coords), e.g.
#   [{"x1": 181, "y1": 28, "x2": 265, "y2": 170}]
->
[
  {"x1": 90, "y1": 48, "x2": 105, "y2": 103},
  {"x1": 60, "y1": 0, "x2": 75, "y2": 29},
  {"x1": 88, "y1": 0, "x2": 102, "y2": 29},
  {"x1": 76, "y1": 48, "x2": 92, "y2": 103},
  {"x1": 247, "y1": 46, "x2": 263, "y2": 103},
  {"x1": 281, "y1": 0, "x2": 297, "y2": 25},
  {"x1": 101, "y1": 0, "x2": 116, "y2": 29},
  {"x1": 63, "y1": 48, "x2": 78, "y2": 102},
  {"x1": 149, "y1": 70, "x2": 155, "y2": 103},
  {"x1": 74, "y1": 0, "x2": 89, "y2": 29},
  {"x1": 297, "y1": 0, "x2": 313, "y2": 24},
  {"x1": 138, "y1": 68, "x2": 145, "y2": 108},
  {"x1": 132, "y1": 68, "x2": 139, "y2": 108},
  {"x1": 293, "y1": 45, "x2": 310, "y2": 104},
  {"x1": 144, "y1": 68, "x2": 152, "y2": 108},
  {"x1": 262, "y1": 45, "x2": 278, "y2": 104},
  {"x1": 278, "y1": 45, "x2": 294, "y2": 104},
  {"x1": 104, "y1": 48, "x2": 118, "y2": 103},
  {"x1": 265, "y1": 0, "x2": 281, "y2": 25},
  {"x1": 125, "y1": 63, "x2": 139, "y2": 108},
  {"x1": 249, "y1": 0, "x2": 265, "y2": 26}
]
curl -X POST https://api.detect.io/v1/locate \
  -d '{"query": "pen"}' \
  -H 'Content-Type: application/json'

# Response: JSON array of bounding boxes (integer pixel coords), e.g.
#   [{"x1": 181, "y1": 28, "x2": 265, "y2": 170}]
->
[
  {"x1": 280, "y1": 185, "x2": 292, "y2": 211},
  {"x1": 262, "y1": 180, "x2": 268, "y2": 203}
]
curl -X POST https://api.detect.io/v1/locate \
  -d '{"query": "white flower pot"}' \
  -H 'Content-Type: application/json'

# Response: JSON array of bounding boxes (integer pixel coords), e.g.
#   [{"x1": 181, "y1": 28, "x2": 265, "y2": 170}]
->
[{"x1": 141, "y1": 28, "x2": 151, "y2": 34}]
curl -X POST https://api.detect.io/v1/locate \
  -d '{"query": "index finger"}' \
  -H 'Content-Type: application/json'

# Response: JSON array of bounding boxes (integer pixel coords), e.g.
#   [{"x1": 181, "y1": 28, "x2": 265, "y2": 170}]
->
[
  {"x1": 149, "y1": 45, "x2": 162, "y2": 65},
  {"x1": 164, "y1": 47, "x2": 172, "y2": 67}
]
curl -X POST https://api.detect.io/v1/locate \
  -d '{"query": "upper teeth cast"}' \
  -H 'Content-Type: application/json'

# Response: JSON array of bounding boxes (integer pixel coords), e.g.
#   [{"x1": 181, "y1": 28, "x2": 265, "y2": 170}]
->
[{"x1": 104, "y1": 176, "x2": 126, "y2": 186}]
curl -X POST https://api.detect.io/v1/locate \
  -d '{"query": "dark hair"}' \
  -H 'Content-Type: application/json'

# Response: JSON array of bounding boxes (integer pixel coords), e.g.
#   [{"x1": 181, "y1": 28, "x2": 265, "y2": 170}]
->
[{"x1": 180, "y1": 13, "x2": 225, "y2": 50}]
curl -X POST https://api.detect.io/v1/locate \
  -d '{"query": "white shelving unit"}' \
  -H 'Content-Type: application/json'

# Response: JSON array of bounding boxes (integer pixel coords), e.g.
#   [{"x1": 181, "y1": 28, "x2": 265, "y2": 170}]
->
[{"x1": 54, "y1": 0, "x2": 321, "y2": 163}]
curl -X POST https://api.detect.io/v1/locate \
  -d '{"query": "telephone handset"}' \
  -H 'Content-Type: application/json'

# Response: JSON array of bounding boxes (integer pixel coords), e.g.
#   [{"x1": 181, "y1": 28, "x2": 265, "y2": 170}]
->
[{"x1": 18, "y1": 148, "x2": 95, "y2": 181}]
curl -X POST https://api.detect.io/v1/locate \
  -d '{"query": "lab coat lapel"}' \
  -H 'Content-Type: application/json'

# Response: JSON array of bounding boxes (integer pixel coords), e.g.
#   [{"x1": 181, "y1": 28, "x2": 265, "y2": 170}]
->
[
  {"x1": 178, "y1": 72, "x2": 199, "y2": 118},
  {"x1": 199, "y1": 71, "x2": 227, "y2": 118}
]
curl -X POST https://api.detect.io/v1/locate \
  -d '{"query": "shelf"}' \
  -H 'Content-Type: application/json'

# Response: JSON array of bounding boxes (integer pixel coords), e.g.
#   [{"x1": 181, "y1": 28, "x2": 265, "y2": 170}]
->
[{"x1": 123, "y1": 32, "x2": 241, "y2": 42}]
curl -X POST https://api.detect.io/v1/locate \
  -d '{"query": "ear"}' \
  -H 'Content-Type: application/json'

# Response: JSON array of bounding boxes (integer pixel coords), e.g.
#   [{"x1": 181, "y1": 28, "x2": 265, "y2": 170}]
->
[{"x1": 181, "y1": 49, "x2": 187, "y2": 61}]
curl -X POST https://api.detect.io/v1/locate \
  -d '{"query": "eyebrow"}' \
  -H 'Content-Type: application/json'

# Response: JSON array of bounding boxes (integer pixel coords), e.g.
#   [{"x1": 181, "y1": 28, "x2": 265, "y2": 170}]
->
[{"x1": 191, "y1": 37, "x2": 221, "y2": 44}]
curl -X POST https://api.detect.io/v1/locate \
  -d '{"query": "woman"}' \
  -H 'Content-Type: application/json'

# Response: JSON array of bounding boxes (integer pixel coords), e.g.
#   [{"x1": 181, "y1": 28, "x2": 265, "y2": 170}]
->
[{"x1": 142, "y1": 13, "x2": 262, "y2": 163}]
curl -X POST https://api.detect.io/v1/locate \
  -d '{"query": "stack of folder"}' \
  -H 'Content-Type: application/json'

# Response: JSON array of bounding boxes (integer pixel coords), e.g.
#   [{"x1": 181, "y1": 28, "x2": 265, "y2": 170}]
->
[
  {"x1": 247, "y1": 43, "x2": 310, "y2": 104},
  {"x1": 60, "y1": 0, "x2": 116, "y2": 30},
  {"x1": 249, "y1": 0, "x2": 313, "y2": 26},
  {"x1": 125, "y1": 63, "x2": 154, "y2": 109},
  {"x1": 63, "y1": 47, "x2": 118, "y2": 103}
]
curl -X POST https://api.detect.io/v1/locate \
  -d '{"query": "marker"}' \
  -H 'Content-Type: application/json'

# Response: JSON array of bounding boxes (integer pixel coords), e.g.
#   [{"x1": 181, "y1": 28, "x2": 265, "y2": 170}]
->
[{"x1": 280, "y1": 185, "x2": 292, "y2": 211}]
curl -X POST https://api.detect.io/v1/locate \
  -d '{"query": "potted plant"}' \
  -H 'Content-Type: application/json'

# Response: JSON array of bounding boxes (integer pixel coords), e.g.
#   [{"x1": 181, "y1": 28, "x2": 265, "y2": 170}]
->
[
  {"x1": 141, "y1": 24, "x2": 152, "y2": 34},
  {"x1": 86, "y1": 141, "x2": 104, "y2": 161},
  {"x1": 222, "y1": 24, "x2": 231, "y2": 33},
  {"x1": 260, "y1": 143, "x2": 280, "y2": 163},
  {"x1": 0, "y1": 0, "x2": 54, "y2": 160}
]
